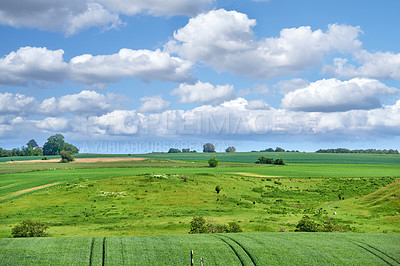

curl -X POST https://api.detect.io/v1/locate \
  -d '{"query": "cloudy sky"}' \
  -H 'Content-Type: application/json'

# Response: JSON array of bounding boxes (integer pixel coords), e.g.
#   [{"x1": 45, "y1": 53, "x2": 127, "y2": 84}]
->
[{"x1": 1, "y1": 0, "x2": 400, "y2": 153}]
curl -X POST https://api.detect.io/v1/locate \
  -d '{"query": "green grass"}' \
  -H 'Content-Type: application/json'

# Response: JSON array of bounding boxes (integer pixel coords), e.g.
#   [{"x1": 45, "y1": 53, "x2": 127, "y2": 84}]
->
[{"x1": 1, "y1": 233, "x2": 399, "y2": 265}]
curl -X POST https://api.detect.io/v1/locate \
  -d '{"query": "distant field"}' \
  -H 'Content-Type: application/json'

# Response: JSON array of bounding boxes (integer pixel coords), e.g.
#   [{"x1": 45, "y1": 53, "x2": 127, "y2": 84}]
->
[
  {"x1": 1, "y1": 233, "x2": 399, "y2": 265},
  {"x1": 1, "y1": 152, "x2": 400, "y2": 164}
]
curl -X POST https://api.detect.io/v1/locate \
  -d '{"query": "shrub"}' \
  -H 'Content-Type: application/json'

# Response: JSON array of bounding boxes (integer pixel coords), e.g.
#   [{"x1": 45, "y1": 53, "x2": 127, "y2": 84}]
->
[
  {"x1": 60, "y1": 150, "x2": 74, "y2": 163},
  {"x1": 256, "y1": 157, "x2": 274, "y2": 164},
  {"x1": 188, "y1": 217, "x2": 242, "y2": 234},
  {"x1": 226, "y1": 222, "x2": 242, "y2": 233},
  {"x1": 208, "y1": 157, "x2": 218, "y2": 167},
  {"x1": 274, "y1": 158, "x2": 286, "y2": 165},
  {"x1": 215, "y1": 185, "x2": 222, "y2": 194},
  {"x1": 41, "y1": 157, "x2": 48, "y2": 160},
  {"x1": 295, "y1": 215, "x2": 320, "y2": 232},
  {"x1": 12, "y1": 220, "x2": 49, "y2": 237},
  {"x1": 189, "y1": 217, "x2": 208, "y2": 234}
]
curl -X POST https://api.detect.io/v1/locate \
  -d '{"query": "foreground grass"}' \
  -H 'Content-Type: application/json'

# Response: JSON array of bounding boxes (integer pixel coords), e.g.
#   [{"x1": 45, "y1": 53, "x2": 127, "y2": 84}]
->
[{"x1": 1, "y1": 233, "x2": 399, "y2": 265}]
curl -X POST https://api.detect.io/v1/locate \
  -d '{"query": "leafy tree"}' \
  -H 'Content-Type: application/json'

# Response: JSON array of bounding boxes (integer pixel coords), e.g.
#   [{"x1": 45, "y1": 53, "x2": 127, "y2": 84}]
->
[
  {"x1": 60, "y1": 150, "x2": 74, "y2": 163},
  {"x1": 227, "y1": 222, "x2": 242, "y2": 233},
  {"x1": 256, "y1": 156, "x2": 274, "y2": 164},
  {"x1": 26, "y1": 139, "x2": 38, "y2": 148},
  {"x1": 182, "y1": 148, "x2": 190, "y2": 153},
  {"x1": 295, "y1": 216, "x2": 320, "y2": 232},
  {"x1": 208, "y1": 157, "x2": 218, "y2": 167},
  {"x1": 43, "y1": 134, "x2": 78, "y2": 155},
  {"x1": 215, "y1": 185, "x2": 222, "y2": 194},
  {"x1": 189, "y1": 217, "x2": 208, "y2": 234},
  {"x1": 225, "y1": 146, "x2": 236, "y2": 153},
  {"x1": 274, "y1": 158, "x2": 286, "y2": 165},
  {"x1": 168, "y1": 148, "x2": 181, "y2": 153},
  {"x1": 275, "y1": 147, "x2": 285, "y2": 152},
  {"x1": 12, "y1": 220, "x2": 49, "y2": 237},
  {"x1": 203, "y1": 143, "x2": 216, "y2": 153}
]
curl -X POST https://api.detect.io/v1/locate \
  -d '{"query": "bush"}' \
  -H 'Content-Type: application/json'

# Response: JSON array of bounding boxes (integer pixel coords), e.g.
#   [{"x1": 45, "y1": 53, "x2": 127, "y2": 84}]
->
[
  {"x1": 208, "y1": 157, "x2": 218, "y2": 167},
  {"x1": 188, "y1": 217, "x2": 242, "y2": 234},
  {"x1": 60, "y1": 150, "x2": 74, "y2": 163},
  {"x1": 12, "y1": 220, "x2": 49, "y2": 237},
  {"x1": 215, "y1": 185, "x2": 222, "y2": 194},
  {"x1": 274, "y1": 158, "x2": 286, "y2": 165},
  {"x1": 295, "y1": 215, "x2": 320, "y2": 232},
  {"x1": 256, "y1": 157, "x2": 274, "y2": 164},
  {"x1": 189, "y1": 217, "x2": 208, "y2": 234},
  {"x1": 226, "y1": 222, "x2": 242, "y2": 233},
  {"x1": 41, "y1": 157, "x2": 48, "y2": 160}
]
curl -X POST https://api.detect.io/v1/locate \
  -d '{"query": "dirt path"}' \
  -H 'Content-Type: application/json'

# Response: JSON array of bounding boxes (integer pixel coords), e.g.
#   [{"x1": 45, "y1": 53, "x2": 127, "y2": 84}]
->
[
  {"x1": 6, "y1": 157, "x2": 146, "y2": 163},
  {"x1": 233, "y1": 172, "x2": 282, "y2": 178},
  {"x1": 0, "y1": 182, "x2": 60, "y2": 201}
]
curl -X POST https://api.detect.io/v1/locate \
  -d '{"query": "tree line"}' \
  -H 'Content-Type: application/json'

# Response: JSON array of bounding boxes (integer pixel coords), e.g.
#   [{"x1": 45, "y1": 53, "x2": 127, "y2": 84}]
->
[
  {"x1": 315, "y1": 148, "x2": 399, "y2": 154},
  {"x1": 0, "y1": 134, "x2": 79, "y2": 157}
]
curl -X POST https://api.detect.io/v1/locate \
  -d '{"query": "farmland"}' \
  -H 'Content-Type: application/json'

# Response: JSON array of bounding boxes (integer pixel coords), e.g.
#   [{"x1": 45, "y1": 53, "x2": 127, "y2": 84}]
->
[
  {"x1": 1, "y1": 233, "x2": 399, "y2": 265},
  {"x1": 0, "y1": 152, "x2": 399, "y2": 264}
]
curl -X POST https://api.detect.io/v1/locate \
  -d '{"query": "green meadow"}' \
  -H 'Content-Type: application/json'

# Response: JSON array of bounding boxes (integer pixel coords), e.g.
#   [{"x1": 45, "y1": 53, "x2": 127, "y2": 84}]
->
[{"x1": 0, "y1": 152, "x2": 399, "y2": 264}]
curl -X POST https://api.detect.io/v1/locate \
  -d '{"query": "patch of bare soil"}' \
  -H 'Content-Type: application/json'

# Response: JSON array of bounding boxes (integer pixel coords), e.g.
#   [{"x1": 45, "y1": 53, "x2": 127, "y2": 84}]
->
[
  {"x1": 6, "y1": 157, "x2": 146, "y2": 163},
  {"x1": 0, "y1": 182, "x2": 60, "y2": 201}
]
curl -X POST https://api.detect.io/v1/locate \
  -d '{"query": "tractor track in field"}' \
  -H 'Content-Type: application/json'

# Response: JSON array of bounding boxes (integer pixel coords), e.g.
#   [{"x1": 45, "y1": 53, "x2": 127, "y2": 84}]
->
[
  {"x1": 214, "y1": 235, "x2": 257, "y2": 266},
  {"x1": 350, "y1": 241, "x2": 399, "y2": 265}
]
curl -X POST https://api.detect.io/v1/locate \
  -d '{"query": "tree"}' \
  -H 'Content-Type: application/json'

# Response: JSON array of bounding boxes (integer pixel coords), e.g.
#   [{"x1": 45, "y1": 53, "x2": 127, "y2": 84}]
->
[
  {"x1": 274, "y1": 158, "x2": 286, "y2": 165},
  {"x1": 295, "y1": 216, "x2": 319, "y2": 232},
  {"x1": 43, "y1": 134, "x2": 78, "y2": 155},
  {"x1": 189, "y1": 217, "x2": 208, "y2": 234},
  {"x1": 208, "y1": 157, "x2": 218, "y2": 167},
  {"x1": 12, "y1": 220, "x2": 49, "y2": 237},
  {"x1": 256, "y1": 156, "x2": 274, "y2": 164},
  {"x1": 60, "y1": 150, "x2": 74, "y2": 163},
  {"x1": 168, "y1": 148, "x2": 181, "y2": 153},
  {"x1": 225, "y1": 146, "x2": 236, "y2": 153},
  {"x1": 275, "y1": 147, "x2": 285, "y2": 152},
  {"x1": 203, "y1": 143, "x2": 216, "y2": 153},
  {"x1": 26, "y1": 139, "x2": 38, "y2": 148},
  {"x1": 215, "y1": 185, "x2": 222, "y2": 194}
]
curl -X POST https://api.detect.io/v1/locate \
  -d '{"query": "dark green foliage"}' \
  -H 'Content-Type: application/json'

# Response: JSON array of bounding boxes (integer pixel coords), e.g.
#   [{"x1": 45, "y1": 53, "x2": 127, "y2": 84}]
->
[
  {"x1": 296, "y1": 216, "x2": 320, "y2": 232},
  {"x1": 225, "y1": 146, "x2": 236, "y2": 153},
  {"x1": 275, "y1": 147, "x2": 285, "y2": 152},
  {"x1": 41, "y1": 157, "x2": 48, "y2": 160},
  {"x1": 208, "y1": 157, "x2": 218, "y2": 167},
  {"x1": 316, "y1": 148, "x2": 399, "y2": 154},
  {"x1": 168, "y1": 148, "x2": 181, "y2": 153},
  {"x1": 256, "y1": 157, "x2": 274, "y2": 164},
  {"x1": 295, "y1": 215, "x2": 350, "y2": 232},
  {"x1": 274, "y1": 158, "x2": 286, "y2": 165},
  {"x1": 189, "y1": 217, "x2": 242, "y2": 234},
  {"x1": 203, "y1": 143, "x2": 216, "y2": 153},
  {"x1": 43, "y1": 134, "x2": 79, "y2": 156},
  {"x1": 12, "y1": 220, "x2": 49, "y2": 237},
  {"x1": 26, "y1": 139, "x2": 38, "y2": 148},
  {"x1": 215, "y1": 185, "x2": 221, "y2": 194},
  {"x1": 60, "y1": 151, "x2": 74, "y2": 163}
]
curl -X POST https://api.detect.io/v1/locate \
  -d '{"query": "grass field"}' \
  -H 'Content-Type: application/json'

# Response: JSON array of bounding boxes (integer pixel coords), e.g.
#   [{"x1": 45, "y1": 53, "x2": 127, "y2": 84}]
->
[
  {"x1": 1, "y1": 233, "x2": 399, "y2": 265},
  {"x1": 0, "y1": 152, "x2": 399, "y2": 264}
]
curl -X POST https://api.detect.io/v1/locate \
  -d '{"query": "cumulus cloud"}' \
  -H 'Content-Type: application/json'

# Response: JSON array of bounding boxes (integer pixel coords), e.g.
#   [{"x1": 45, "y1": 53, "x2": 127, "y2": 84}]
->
[
  {"x1": 0, "y1": 1, "x2": 121, "y2": 35},
  {"x1": 0, "y1": 47, "x2": 67, "y2": 86},
  {"x1": 0, "y1": 0, "x2": 213, "y2": 35},
  {"x1": 281, "y1": 78, "x2": 398, "y2": 112},
  {"x1": 171, "y1": 81, "x2": 235, "y2": 105},
  {"x1": 246, "y1": 99, "x2": 270, "y2": 110},
  {"x1": 274, "y1": 78, "x2": 310, "y2": 94},
  {"x1": 138, "y1": 95, "x2": 170, "y2": 113},
  {"x1": 324, "y1": 50, "x2": 400, "y2": 80},
  {"x1": 38, "y1": 90, "x2": 117, "y2": 116},
  {"x1": 0, "y1": 92, "x2": 36, "y2": 115},
  {"x1": 98, "y1": 0, "x2": 213, "y2": 17},
  {"x1": 166, "y1": 9, "x2": 362, "y2": 78},
  {"x1": 0, "y1": 47, "x2": 193, "y2": 86}
]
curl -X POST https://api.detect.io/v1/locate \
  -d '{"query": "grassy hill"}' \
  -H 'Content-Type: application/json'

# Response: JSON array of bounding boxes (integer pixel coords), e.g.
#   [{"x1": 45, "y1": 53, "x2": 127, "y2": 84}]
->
[{"x1": 1, "y1": 233, "x2": 399, "y2": 265}]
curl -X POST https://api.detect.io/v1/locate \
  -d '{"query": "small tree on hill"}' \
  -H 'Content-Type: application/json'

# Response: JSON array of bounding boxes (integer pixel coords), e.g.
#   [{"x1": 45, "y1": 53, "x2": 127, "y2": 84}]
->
[
  {"x1": 60, "y1": 150, "x2": 74, "y2": 163},
  {"x1": 168, "y1": 148, "x2": 181, "y2": 153},
  {"x1": 203, "y1": 143, "x2": 216, "y2": 153},
  {"x1": 225, "y1": 146, "x2": 236, "y2": 153},
  {"x1": 274, "y1": 158, "x2": 286, "y2": 165},
  {"x1": 208, "y1": 157, "x2": 218, "y2": 167},
  {"x1": 12, "y1": 220, "x2": 49, "y2": 237}
]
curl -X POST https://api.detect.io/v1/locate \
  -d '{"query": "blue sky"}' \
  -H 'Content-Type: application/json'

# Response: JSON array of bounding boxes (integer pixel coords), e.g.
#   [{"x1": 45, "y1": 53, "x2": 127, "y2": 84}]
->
[{"x1": 1, "y1": 0, "x2": 399, "y2": 153}]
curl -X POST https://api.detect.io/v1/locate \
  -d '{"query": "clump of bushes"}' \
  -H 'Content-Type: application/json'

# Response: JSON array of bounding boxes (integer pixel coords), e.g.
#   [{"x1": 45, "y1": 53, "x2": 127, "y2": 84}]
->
[
  {"x1": 208, "y1": 157, "x2": 218, "y2": 167},
  {"x1": 295, "y1": 215, "x2": 351, "y2": 232},
  {"x1": 41, "y1": 157, "x2": 48, "y2": 160},
  {"x1": 189, "y1": 217, "x2": 242, "y2": 234},
  {"x1": 60, "y1": 150, "x2": 74, "y2": 163},
  {"x1": 12, "y1": 220, "x2": 49, "y2": 237},
  {"x1": 256, "y1": 156, "x2": 286, "y2": 165}
]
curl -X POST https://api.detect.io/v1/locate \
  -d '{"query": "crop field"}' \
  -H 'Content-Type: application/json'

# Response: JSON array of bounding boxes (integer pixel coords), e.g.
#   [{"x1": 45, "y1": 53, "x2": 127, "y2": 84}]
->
[
  {"x1": 0, "y1": 152, "x2": 399, "y2": 264},
  {"x1": 1, "y1": 233, "x2": 399, "y2": 265}
]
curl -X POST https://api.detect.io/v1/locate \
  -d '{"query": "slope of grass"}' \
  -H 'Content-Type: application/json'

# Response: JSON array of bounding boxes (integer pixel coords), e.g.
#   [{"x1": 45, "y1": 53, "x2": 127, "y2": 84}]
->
[{"x1": 1, "y1": 233, "x2": 399, "y2": 265}]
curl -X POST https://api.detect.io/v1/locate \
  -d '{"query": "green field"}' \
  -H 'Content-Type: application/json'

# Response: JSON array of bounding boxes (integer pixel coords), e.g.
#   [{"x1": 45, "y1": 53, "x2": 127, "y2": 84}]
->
[
  {"x1": 0, "y1": 153, "x2": 399, "y2": 264},
  {"x1": 1, "y1": 233, "x2": 399, "y2": 265}
]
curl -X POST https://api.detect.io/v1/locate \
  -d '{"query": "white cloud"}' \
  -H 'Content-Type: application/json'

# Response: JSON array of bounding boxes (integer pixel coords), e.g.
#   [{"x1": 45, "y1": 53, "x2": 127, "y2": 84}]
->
[
  {"x1": 99, "y1": 0, "x2": 213, "y2": 17},
  {"x1": 138, "y1": 95, "x2": 170, "y2": 113},
  {"x1": 36, "y1": 117, "x2": 70, "y2": 132},
  {"x1": 171, "y1": 81, "x2": 235, "y2": 105},
  {"x1": 70, "y1": 48, "x2": 193, "y2": 86},
  {"x1": 0, "y1": 47, "x2": 67, "y2": 86},
  {"x1": 166, "y1": 9, "x2": 362, "y2": 78},
  {"x1": 246, "y1": 99, "x2": 270, "y2": 110},
  {"x1": 0, "y1": 1, "x2": 121, "y2": 36},
  {"x1": 324, "y1": 50, "x2": 400, "y2": 80},
  {"x1": 0, "y1": 0, "x2": 213, "y2": 35},
  {"x1": 281, "y1": 78, "x2": 398, "y2": 112},
  {"x1": 0, "y1": 47, "x2": 193, "y2": 86},
  {"x1": 96, "y1": 110, "x2": 142, "y2": 135},
  {"x1": 38, "y1": 90, "x2": 116, "y2": 116},
  {"x1": 0, "y1": 92, "x2": 37, "y2": 115}
]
